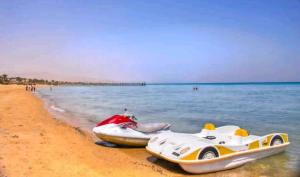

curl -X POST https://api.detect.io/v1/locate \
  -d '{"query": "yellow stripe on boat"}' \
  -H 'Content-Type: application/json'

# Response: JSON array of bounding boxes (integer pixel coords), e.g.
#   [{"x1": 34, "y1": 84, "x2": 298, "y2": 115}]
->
[
  {"x1": 180, "y1": 149, "x2": 201, "y2": 160},
  {"x1": 215, "y1": 145, "x2": 235, "y2": 156},
  {"x1": 146, "y1": 143, "x2": 289, "y2": 165},
  {"x1": 280, "y1": 134, "x2": 288, "y2": 143},
  {"x1": 249, "y1": 140, "x2": 260, "y2": 149},
  {"x1": 263, "y1": 135, "x2": 273, "y2": 147}
]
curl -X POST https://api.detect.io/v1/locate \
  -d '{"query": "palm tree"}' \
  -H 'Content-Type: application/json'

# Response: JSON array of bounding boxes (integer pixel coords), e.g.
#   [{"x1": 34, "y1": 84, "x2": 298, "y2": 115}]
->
[{"x1": 1, "y1": 74, "x2": 8, "y2": 84}]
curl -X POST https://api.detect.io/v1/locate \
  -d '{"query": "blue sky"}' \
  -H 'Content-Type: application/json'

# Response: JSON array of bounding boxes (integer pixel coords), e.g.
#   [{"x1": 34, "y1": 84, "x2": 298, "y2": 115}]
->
[{"x1": 0, "y1": 0, "x2": 299, "y2": 82}]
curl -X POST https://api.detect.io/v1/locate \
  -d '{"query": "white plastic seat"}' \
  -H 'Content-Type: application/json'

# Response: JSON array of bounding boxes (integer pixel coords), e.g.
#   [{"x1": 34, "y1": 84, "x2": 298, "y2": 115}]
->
[
  {"x1": 134, "y1": 123, "x2": 170, "y2": 133},
  {"x1": 215, "y1": 125, "x2": 240, "y2": 135},
  {"x1": 198, "y1": 125, "x2": 240, "y2": 138}
]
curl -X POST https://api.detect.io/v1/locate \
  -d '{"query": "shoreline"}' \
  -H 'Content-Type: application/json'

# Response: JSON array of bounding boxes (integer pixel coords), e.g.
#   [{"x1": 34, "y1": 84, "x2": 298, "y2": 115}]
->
[
  {"x1": 0, "y1": 85, "x2": 297, "y2": 177},
  {"x1": 0, "y1": 85, "x2": 176, "y2": 177},
  {"x1": 35, "y1": 90, "x2": 97, "y2": 135}
]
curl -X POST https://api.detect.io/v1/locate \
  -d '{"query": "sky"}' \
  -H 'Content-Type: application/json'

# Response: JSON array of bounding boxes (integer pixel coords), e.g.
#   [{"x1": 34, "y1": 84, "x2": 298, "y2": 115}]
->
[{"x1": 0, "y1": 0, "x2": 300, "y2": 83}]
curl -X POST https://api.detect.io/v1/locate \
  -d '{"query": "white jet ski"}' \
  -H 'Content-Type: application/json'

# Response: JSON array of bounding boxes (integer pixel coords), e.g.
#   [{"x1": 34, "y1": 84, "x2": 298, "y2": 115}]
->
[{"x1": 92, "y1": 112, "x2": 171, "y2": 146}]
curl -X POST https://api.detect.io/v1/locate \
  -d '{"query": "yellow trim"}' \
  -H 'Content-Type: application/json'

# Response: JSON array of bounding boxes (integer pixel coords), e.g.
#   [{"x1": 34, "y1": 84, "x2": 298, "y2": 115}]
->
[
  {"x1": 234, "y1": 128, "x2": 249, "y2": 137},
  {"x1": 203, "y1": 123, "x2": 216, "y2": 130},
  {"x1": 249, "y1": 140, "x2": 260, "y2": 150},
  {"x1": 280, "y1": 134, "x2": 288, "y2": 143},
  {"x1": 215, "y1": 145, "x2": 235, "y2": 156},
  {"x1": 180, "y1": 149, "x2": 201, "y2": 160},
  {"x1": 263, "y1": 135, "x2": 273, "y2": 147},
  {"x1": 146, "y1": 143, "x2": 289, "y2": 165}
]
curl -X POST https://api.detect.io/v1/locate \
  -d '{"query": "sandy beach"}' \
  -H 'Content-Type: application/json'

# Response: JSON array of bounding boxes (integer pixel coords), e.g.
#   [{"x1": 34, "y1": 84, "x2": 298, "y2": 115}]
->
[
  {"x1": 0, "y1": 85, "x2": 174, "y2": 177},
  {"x1": 0, "y1": 85, "x2": 297, "y2": 177}
]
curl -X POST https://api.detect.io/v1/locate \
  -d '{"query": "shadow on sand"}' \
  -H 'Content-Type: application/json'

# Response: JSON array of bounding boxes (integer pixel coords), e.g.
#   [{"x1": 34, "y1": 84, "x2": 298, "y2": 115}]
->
[{"x1": 95, "y1": 140, "x2": 144, "y2": 149}]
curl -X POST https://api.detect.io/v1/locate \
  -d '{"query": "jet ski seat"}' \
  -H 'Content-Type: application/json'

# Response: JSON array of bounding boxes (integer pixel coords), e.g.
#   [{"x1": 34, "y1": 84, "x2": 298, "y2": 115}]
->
[{"x1": 134, "y1": 123, "x2": 171, "y2": 133}]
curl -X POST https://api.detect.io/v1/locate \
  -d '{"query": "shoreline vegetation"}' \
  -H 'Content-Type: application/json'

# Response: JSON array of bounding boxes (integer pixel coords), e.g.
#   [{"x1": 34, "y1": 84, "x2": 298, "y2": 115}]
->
[
  {"x1": 1, "y1": 74, "x2": 299, "y2": 87},
  {"x1": 0, "y1": 74, "x2": 146, "y2": 86}
]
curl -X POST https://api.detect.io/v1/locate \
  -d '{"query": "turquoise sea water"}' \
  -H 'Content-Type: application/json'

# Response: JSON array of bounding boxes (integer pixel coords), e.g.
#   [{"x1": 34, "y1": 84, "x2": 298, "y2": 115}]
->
[{"x1": 37, "y1": 83, "x2": 300, "y2": 175}]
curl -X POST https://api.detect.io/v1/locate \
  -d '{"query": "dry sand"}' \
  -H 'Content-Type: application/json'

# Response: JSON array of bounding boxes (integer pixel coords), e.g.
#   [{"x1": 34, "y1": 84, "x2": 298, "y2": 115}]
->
[
  {"x1": 0, "y1": 85, "x2": 294, "y2": 177},
  {"x1": 0, "y1": 85, "x2": 172, "y2": 177}
]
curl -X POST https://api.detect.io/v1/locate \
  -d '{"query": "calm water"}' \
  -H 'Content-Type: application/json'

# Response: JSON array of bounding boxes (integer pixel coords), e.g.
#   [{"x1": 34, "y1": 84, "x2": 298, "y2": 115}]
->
[{"x1": 37, "y1": 83, "x2": 300, "y2": 176}]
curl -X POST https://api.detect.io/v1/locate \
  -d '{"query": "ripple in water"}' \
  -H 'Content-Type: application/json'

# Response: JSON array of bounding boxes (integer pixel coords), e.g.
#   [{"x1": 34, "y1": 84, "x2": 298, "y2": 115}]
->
[{"x1": 37, "y1": 83, "x2": 300, "y2": 176}]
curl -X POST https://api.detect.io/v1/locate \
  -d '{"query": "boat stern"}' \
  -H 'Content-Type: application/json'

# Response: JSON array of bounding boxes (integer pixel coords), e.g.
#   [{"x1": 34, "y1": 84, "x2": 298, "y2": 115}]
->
[{"x1": 146, "y1": 132, "x2": 209, "y2": 162}]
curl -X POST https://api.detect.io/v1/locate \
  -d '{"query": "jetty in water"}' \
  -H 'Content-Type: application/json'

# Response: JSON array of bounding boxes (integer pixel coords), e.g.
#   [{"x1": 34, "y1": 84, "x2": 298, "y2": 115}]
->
[
  {"x1": 94, "y1": 82, "x2": 146, "y2": 86},
  {"x1": 63, "y1": 82, "x2": 147, "y2": 86}
]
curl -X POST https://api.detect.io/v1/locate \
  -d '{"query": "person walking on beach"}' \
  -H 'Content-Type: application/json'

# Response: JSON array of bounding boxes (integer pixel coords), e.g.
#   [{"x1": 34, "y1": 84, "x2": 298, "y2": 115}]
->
[{"x1": 25, "y1": 85, "x2": 28, "y2": 91}]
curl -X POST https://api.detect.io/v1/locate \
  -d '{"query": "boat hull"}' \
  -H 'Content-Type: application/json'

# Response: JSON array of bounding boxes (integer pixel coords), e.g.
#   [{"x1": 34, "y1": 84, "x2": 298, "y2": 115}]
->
[
  {"x1": 95, "y1": 132, "x2": 149, "y2": 147},
  {"x1": 180, "y1": 145, "x2": 287, "y2": 173},
  {"x1": 147, "y1": 143, "x2": 289, "y2": 174}
]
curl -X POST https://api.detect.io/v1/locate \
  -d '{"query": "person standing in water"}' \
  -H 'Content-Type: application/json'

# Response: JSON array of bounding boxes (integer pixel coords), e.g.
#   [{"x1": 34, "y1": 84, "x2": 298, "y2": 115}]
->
[
  {"x1": 123, "y1": 108, "x2": 137, "y2": 120},
  {"x1": 123, "y1": 108, "x2": 130, "y2": 116}
]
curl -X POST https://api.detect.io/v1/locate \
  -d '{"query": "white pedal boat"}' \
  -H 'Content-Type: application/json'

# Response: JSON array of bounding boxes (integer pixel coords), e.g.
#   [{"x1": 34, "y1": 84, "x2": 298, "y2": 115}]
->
[
  {"x1": 93, "y1": 113, "x2": 170, "y2": 146},
  {"x1": 146, "y1": 123, "x2": 289, "y2": 173}
]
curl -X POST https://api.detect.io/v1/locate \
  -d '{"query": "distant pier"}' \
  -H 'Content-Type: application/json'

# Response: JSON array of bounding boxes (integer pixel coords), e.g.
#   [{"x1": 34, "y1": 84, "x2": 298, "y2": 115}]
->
[
  {"x1": 95, "y1": 82, "x2": 146, "y2": 86},
  {"x1": 65, "y1": 82, "x2": 147, "y2": 86}
]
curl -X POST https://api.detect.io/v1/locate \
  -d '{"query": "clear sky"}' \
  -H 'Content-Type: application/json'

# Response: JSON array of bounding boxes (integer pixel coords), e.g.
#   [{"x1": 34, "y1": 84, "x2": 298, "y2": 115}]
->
[{"x1": 0, "y1": 0, "x2": 299, "y2": 82}]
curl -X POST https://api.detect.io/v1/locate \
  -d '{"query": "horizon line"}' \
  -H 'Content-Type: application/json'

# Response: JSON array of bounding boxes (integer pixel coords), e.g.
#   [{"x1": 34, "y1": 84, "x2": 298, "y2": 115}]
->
[{"x1": 148, "y1": 81, "x2": 300, "y2": 85}]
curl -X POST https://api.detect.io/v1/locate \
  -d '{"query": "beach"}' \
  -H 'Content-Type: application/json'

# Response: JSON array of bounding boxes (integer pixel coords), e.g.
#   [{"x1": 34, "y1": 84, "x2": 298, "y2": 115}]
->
[
  {"x1": 0, "y1": 85, "x2": 298, "y2": 177},
  {"x1": 0, "y1": 85, "x2": 172, "y2": 177}
]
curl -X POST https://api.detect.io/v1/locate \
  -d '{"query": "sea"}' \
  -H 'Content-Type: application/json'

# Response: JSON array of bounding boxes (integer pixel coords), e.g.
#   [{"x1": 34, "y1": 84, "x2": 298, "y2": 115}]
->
[{"x1": 36, "y1": 83, "x2": 300, "y2": 176}]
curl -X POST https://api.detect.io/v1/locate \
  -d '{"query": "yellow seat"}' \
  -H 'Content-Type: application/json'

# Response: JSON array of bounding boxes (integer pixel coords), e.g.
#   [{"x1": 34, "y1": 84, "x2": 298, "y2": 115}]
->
[
  {"x1": 235, "y1": 128, "x2": 249, "y2": 137},
  {"x1": 203, "y1": 123, "x2": 216, "y2": 130}
]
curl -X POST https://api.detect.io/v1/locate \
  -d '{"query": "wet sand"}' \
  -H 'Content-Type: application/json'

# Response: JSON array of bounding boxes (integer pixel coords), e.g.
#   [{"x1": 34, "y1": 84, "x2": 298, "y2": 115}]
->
[
  {"x1": 0, "y1": 85, "x2": 297, "y2": 177},
  {"x1": 0, "y1": 85, "x2": 171, "y2": 177}
]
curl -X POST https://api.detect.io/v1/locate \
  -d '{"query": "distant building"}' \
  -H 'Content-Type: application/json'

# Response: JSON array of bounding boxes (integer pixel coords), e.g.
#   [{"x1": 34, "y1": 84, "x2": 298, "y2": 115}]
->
[{"x1": 8, "y1": 78, "x2": 17, "y2": 84}]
